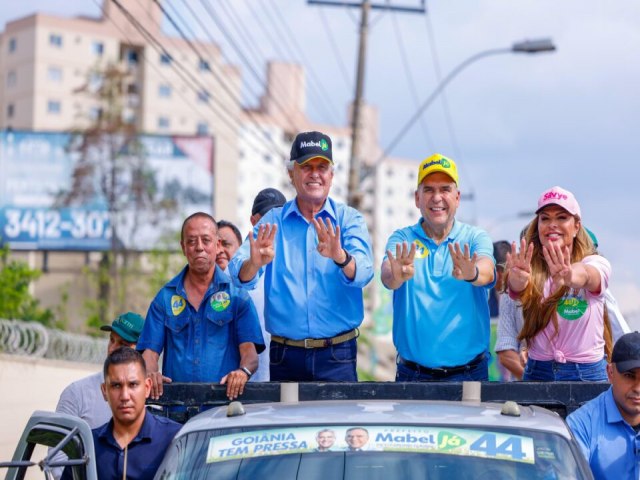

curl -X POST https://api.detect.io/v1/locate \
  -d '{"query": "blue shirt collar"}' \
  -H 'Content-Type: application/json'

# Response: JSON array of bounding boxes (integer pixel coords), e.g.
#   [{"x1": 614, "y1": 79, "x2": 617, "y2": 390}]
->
[
  {"x1": 97, "y1": 410, "x2": 154, "y2": 447},
  {"x1": 168, "y1": 264, "x2": 230, "y2": 299},
  {"x1": 283, "y1": 197, "x2": 337, "y2": 223},
  {"x1": 411, "y1": 218, "x2": 461, "y2": 244},
  {"x1": 604, "y1": 386, "x2": 628, "y2": 425}
]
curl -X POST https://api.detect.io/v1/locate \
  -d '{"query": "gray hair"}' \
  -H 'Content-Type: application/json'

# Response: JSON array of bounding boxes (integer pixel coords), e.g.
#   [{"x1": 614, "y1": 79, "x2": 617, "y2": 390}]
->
[{"x1": 287, "y1": 160, "x2": 334, "y2": 172}]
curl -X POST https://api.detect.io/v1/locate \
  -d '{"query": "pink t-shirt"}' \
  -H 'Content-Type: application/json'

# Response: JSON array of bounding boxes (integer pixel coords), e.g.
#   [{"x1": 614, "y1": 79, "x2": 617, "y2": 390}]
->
[{"x1": 528, "y1": 255, "x2": 611, "y2": 363}]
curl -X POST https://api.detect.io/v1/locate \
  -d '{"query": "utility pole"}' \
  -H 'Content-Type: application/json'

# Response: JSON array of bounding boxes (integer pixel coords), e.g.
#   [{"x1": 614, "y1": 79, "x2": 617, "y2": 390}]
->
[
  {"x1": 308, "y1": 1, "x2": 426, "y2": 210},
  {"x1": 348, "y1": 0, "x2": 370, "y2": 210}
]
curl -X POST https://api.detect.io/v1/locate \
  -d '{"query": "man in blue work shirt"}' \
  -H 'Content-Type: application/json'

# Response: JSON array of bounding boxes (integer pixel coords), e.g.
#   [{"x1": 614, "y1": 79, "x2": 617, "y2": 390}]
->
[
  {"x1": 567, "y1": 332, "x2": 640, "y2": 480},
  {"x1": 229, "y1": 131, "x2": 374, "y2": 382},
  {"x1": 61, "y1": 347, "x2": 181, "y2": 480},
  {"x1": 138, "y1": 212, "x2": 264, "y2": 400},
  {"x1": 381, "y1": 153, "x2": 495, "y2": 381}
]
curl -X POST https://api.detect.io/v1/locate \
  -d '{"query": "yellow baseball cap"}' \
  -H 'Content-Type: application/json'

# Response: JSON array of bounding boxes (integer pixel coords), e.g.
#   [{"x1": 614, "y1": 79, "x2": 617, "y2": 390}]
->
[{"x1": 417, "y1": 153, "x2": 459, "y2": 186}]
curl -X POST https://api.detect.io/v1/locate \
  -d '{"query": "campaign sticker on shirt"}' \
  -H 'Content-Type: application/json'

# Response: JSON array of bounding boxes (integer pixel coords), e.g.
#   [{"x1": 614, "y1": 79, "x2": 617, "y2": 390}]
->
[
  {"x1": 171, "y1": 295, "x2": 186, "y2": 316},
  {"x1": 211, "y1": 292, "x2": 231, "y2": 312},
  {"x1": 413, "y1": 239, "x2": 429, "y2": 259},
  {"x1": 556, "y1": 292, "x2": 587, "y2": 320}
]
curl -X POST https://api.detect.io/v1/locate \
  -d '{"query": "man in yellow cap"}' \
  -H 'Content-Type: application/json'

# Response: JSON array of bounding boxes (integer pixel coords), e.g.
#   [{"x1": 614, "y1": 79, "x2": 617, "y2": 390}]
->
[{"x1": 381, "y1": 153, "x2": 496, "y2": 381}]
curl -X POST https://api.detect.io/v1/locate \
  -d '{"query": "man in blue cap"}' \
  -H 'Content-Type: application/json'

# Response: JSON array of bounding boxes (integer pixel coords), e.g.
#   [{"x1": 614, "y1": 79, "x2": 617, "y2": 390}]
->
[
  {"x1": 567, "y1": 332, "x2": 640, "y2": 480},
  {"x1": 229, "y1": 131, "x2": 374, "y2": 382},
  {"x1": 246, "y1": 187, "x2": 287, "y2": 382}
]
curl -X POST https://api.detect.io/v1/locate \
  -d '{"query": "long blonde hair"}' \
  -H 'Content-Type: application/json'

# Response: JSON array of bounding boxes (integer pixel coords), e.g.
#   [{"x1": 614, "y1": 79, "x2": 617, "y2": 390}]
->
[{"x1": 515, "y1": 216, "x2": 596, "y2": 345}]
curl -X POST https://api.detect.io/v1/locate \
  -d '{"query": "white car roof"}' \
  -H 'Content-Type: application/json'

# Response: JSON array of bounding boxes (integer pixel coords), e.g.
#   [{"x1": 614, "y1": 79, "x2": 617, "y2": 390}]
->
[{"x1": 176, "y1": 400, "x2": 571, "y2": 439}]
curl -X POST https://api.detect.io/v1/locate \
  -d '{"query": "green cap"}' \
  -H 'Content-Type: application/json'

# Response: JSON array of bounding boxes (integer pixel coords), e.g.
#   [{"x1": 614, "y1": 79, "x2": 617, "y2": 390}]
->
[{"x1": 100, "y1": 312, "x2": 144, "y2": 343}]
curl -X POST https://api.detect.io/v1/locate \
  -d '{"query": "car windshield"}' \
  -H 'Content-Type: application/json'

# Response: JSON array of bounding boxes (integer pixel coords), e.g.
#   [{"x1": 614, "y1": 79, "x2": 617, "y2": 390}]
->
[{"x1": 155, "y1": 424, "x2": 586, "y2": 480}]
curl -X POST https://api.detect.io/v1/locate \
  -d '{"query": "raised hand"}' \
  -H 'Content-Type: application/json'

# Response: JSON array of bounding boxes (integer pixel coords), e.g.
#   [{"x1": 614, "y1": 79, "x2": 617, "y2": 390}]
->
[
  {"x1": 448, "y1": 242, "x2": 478, "y2": 281},
  {"x1": 386, "y1": 241, "x2": 417, "y2": 284},
  {"x1": 506, "y1": 238, "x2": 534, "y2": 293},
  {"x1": 312, "y1": 217, "x2": 343, "y2": 262},
  {"x1": 248, "y1": 223, "x2": 277, "y2": 268},
  {"x1": 543, "y1": 241, "x2": 572, "y2": 289}
]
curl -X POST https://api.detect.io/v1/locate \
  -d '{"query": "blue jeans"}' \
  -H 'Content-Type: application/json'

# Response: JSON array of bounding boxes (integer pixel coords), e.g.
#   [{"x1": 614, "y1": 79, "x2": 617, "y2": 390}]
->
[
  {"x1": 269, "y1": 338, "x2": 358, "y2": 381},
  {"x1": 395, "y1": 354, "x2": 489, "y2": 382},
  {"x1": 523, "y1": 357, "x2": 608, "y2": 381}
]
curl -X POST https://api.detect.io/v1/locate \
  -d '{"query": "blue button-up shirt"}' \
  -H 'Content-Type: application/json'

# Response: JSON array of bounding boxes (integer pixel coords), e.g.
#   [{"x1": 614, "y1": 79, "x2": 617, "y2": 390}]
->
[
  {"x1": 62, "y1": 412, "x2": 181, "y2": 480},
  {"x1": 567, "y1": 387, "x2": 640, "y2": 480},
  {"x1": 138, "y1": 265, "x2": 264, "y2": 382},
  {"x1": 228, "y1": 197, "x2": 374, "y2": 340}
]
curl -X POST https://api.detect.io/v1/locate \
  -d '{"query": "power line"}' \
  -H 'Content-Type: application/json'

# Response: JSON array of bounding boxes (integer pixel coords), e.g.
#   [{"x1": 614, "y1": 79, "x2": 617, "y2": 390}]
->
[
  {"x1": 390, "y1": 10, "x2": 433, "y2": 151},
  {"x1": 318, "y1": 8, "x2": 352, "y2": 91},
  {"x1": 160, "y1": 0, "x2": 261, "y2": 104},
  {"x1": 93, "y1": 0, "x2": 239, "y2": 149},
  {"x1": 195, "y1": 0, "x2": 307, "y2": 133},
  {"x1": 251, "y1": 0, "x2": 291, "y2": 61},
  {"x1": 213, "y1": 0, "x2": 276, "y2": 95},
  {"x1": 422, "y1": 11, "x2": 476, "y2": 216},
  {"x1": 266, "y1": 0, "x2": 345, "y2": 124},
  {"x1": 143, "y1": 0, "x2": 288, "y2": 156},
  {"x1": 109, "y1": 0, "x2": 280, "y2": 156},
  {"x1": 423, "y1": 13, "x2": 463, "y2": 162}
]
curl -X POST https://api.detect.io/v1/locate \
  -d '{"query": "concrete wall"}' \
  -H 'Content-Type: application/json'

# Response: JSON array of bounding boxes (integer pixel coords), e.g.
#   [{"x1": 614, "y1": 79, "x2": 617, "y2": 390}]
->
[{"x1": 0, "y1": 354, "x2": 98, "y2": 476}]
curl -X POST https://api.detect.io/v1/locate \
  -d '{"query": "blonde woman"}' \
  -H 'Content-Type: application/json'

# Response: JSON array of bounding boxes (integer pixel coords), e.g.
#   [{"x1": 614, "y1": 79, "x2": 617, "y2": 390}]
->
[{"x1": 507, "y1": 186, "x2": 610, "y2": 381}]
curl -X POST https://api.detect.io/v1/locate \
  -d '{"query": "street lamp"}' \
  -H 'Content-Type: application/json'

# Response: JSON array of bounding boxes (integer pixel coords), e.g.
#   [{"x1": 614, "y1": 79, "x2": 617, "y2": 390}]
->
[{"x1": 371, "y1": 38, "x2": 556, "y2": 171}]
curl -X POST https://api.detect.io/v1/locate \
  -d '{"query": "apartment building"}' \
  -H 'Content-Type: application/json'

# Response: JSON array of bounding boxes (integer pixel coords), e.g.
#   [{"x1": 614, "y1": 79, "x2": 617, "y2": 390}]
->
[
  {"x1": 0, "y1": 2, "x2": 419, "y2": 338},
  {"x1": 235, "y1": 61, "x2": 419, "y2": 265},
  {"x1": 0, "y1": 0, "x2": 242, "y2": 217}
]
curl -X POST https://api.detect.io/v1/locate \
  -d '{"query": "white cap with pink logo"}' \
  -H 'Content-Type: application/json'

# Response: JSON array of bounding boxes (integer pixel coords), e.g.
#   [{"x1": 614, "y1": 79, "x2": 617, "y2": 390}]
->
[{"x1": 535, "y1": 186, "x2": 581, "y2": 218}]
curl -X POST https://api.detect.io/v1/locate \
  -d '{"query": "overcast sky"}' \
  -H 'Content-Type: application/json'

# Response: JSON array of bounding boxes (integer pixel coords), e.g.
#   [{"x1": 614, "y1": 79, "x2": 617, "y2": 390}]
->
[{"x1": 2, "y1": 1, "x2": 639, "y2": 319}]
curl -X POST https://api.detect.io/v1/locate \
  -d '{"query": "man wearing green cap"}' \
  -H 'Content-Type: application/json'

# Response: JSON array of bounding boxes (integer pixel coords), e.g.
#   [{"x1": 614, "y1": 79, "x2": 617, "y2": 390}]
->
[
  {"x1": 381, "y1": 153, "x2": 496, "y2": 381},
  {"x1": 51, "y1": 312, "x2": 144, "y2": 479}
]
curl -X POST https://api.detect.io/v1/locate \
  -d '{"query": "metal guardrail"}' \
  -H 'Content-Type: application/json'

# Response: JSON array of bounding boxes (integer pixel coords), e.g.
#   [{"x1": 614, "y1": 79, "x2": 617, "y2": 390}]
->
[{"x1": 0, "y1": 319, "x2": 106, "y2": 364}]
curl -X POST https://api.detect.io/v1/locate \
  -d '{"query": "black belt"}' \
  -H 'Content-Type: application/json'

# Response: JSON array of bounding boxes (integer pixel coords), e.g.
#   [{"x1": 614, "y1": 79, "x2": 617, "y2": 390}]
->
[
  {"x1": 271, "y1": 329, "x2": 358, "y2": 349},
  {"x1": 397, "y1": 352, "x2": 486, "y2": 378}
]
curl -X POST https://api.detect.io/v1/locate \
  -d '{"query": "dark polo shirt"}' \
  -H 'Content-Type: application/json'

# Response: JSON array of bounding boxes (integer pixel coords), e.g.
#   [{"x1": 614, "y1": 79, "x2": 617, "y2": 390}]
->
[{"x1": 62, "y1": 411, "x2": 181, "y2": 480}]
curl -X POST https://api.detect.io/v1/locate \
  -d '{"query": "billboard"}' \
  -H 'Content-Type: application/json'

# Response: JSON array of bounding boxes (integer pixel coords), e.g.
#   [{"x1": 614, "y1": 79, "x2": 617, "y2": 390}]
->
[{"x1": 0, "y1": 130, "x2": 214, "y2": 251}]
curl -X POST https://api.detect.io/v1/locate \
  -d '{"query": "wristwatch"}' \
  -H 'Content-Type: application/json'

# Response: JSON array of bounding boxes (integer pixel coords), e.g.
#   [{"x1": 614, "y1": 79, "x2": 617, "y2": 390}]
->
[
  {"x1": 333, "y1": 249, "x2": 352, "y2": 268},
  {"x1": 240, "y1": 366, "x2": 253, "y2": 379}
]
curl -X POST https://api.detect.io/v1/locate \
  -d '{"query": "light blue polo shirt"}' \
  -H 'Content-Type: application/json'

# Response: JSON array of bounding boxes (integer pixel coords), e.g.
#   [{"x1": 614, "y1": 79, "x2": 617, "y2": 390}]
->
[
  {"x1": 567, "y1": 387, "x2": 640, "y2": 480},
  {"x1": 384, "y1": 219, "x2": 495, "y2": 368}
]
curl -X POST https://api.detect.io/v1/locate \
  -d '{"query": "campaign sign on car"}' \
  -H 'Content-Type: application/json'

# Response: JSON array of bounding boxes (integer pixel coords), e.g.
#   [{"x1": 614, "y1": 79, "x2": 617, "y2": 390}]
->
[{"x1": 206, "y1": 425, "x2": 535, "y2": 464}]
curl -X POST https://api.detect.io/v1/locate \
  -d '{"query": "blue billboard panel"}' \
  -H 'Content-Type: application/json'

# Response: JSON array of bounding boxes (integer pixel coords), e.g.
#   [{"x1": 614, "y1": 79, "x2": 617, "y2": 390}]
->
[
  {"x1": 0, "y1": 130, "x2": 214, "y2": 251},
  {"x1": 1, "y1": 206, "x2": 110, "y2": 251}
]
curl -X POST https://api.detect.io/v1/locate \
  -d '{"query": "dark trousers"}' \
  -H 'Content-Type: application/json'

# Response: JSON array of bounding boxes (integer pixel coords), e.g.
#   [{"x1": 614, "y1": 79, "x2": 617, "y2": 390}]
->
[
  {"x1": 395, "y1": 353, "x2": 489, "y2": 382},
  {"x1": 269, "y1": 338, "x2": 358, "y2": 382}
]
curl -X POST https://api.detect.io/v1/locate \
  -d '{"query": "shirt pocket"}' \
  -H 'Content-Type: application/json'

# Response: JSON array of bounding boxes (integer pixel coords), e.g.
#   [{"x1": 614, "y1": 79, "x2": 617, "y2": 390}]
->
[
  {"x1": 205, "y1": 309, "x2": 234, "y2": 348},
  {"x1": 164, "y1": 313, "x2": 189, "y2": 335}
]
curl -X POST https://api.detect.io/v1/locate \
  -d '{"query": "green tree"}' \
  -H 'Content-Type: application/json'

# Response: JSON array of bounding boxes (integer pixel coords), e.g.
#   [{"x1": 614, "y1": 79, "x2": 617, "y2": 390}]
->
[
  {"x1": 55, "y1": 63, "x2": 176, "y2": 325},
  {"x1": 0, "y1": 246, "x2": 53, "y2": 325}
]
